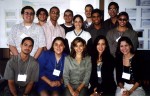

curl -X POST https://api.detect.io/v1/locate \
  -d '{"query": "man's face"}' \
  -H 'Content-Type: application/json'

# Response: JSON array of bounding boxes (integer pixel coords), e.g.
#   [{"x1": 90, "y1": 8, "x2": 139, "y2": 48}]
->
[
  {"x1": 64, "y1": 11, "x2": 73, "y2": 23},
  {"x1": 92, "y1": 13, "x2": 101, "y2": 25},
  {"x1": 21, "y1": 40, "x2": 33, "y2": 55},
  {"x1": 22, "y1": 9, "x2": 34, "y2": 24},
  {"x1": 85, "y1": 6, "x2": 93, "y2": 18},
  {"x1": 108, "y1": 5, "x2": 118, "y2": 18},
  {"x1": 50, "y1": 8, "x2": 60, "y2": 22}
]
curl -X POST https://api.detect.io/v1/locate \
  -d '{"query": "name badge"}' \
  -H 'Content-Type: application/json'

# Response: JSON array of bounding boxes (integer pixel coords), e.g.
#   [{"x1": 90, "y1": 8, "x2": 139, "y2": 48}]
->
[
  {"x1": 97, "y1": 71, "x2": 101, "y2": 78},
  {"x1": 53, "y1": 69, "x2": 60, "y2": 76},
  {"x1": 17, "y1": 74, "x2": 27, "y2": 82},
  {"x1": 116, "y1": 36, "x2": 121, "y2": 42},
  {"x1": 122, "y1": 72, "x2": 131, "y2": 80},
  {"x1": 20, "y1": 33, "x2": 28, "y2": 39}
]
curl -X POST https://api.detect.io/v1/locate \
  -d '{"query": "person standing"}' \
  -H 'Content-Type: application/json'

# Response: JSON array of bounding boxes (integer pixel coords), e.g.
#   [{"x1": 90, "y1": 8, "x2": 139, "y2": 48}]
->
[
  {"x1": 4, "y1": 37, "x2": 39, "y2": 96},
  {"x1": 65, "y1": 14, "x2": 91, "y2": 49},
  {"x1": 60, "y1": 9, "x2": 74, "y2": 34},
  {"x1": 106, "y1": 12, "x2": 138, "y2": 57},
  {"x1": 43, "y1": 6, "x2": 65, "y2": 50},
  {"x1": 36, "y1": 8, "x2": 48, "y2": 26},
  {"x1": 104, "y1": 2, "x2": 133, "y2": 33},
  {"x1": 87, "y1": 9, "x2": 106, "y2": 42},
  {"x1": 8, "y1": 6, "x2": 46, "y2": 59},
  {"x1": 83, "y1": 4, "x2": 94, "y2": 30}
]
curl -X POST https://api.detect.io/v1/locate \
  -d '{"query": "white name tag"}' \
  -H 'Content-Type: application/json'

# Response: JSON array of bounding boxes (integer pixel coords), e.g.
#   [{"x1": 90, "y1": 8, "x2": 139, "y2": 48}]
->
[
  {"x1": 53, "y1": 69, "x2": 60, "y2": 76},
  {"x1": 20, "y1": 33, "x2": 28, "y2": 39},
  {"x1": 97, "y1": 71, "x2": 101, "y2": 78},
  {"x1": 116, "y1": 36, "x2": 121, "y2": 42},
  {"x1": 122, "y1": 72, "x2": 131, "y2": 80},
  {"x1": 17, "y1": 74, "x2": 27, "y2": 82}
]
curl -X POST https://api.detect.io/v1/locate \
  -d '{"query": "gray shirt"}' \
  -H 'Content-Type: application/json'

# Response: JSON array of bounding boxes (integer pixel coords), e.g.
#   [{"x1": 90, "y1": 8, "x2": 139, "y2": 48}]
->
[
  {"x1": 4, "y1": 54, "x2": 39, "y2": 87},
  {"x1": 106, "y1": 28, "x2": 138, "y2": 57},
  {"x1": 63, "y1": 56, "x2": 92, "y2": 87}
]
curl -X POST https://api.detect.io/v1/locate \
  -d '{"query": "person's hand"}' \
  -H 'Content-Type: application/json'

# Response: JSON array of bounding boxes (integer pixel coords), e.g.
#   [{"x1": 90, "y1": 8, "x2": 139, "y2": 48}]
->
[
  {"x1": 122, "y1": 90, "x2": 130, "y2": 96},
  {"x1": 55, "y1": 81, "x2": 61, "y2": 87},
  {"x1": 49, "y1": 81, "x2": 57, "y2": 87}
]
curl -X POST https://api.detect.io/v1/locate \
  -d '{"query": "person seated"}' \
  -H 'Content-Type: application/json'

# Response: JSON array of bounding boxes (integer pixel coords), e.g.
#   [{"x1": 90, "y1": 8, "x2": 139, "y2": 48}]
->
[
  {"x1": 35, "y1": 37, "x2": 68, "y2": 96},
  {"x1": 4, "y1": 37, "x2": 39, "y2": 96},
  {"x1": 115, "y1": 37, "x2": 145, "y2": 96},
  {"x1": 63, "y1": 37, "x2": 92, "y2": 96},
  {"x1": 89, "y1": 35, "x2": 116, "y2": 96}
]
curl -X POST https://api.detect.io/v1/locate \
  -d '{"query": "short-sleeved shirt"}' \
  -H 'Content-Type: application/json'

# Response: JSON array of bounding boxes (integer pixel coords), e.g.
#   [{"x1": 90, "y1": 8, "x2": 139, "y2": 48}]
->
[
  {"x1": 65, "y1": 30, "x2": 91, "y2": 48},
  {"x1": 43, "y1": 21, "x2": 65, "y2": 50},
  {"x1": 8, "y1": 23, "x2": 46, "y2": 56},
  {"x1": 4, "y1": 54, "x2": 39, "y2": 87}
]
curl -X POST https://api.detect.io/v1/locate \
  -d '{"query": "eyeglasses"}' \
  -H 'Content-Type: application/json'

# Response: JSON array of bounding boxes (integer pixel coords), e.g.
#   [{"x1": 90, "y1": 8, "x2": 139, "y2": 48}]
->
[
  {"x1": 24, "y1": 12, "x2": 34, "y2": 16},
  {"x1": 118, "y1": 18, "x2": 127, "y2": 21}
]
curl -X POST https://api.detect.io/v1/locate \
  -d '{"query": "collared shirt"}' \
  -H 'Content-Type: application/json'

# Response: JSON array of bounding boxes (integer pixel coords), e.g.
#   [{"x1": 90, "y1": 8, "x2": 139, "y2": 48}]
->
[
  {"x1": 4, "y1": 54, "x2": 39, "y2": 87},
  {"x1": 43, "y1": 21, "x2": 65, "y2": 50},
  {"x1": 106, "y1": 28, "x2": 138, "y2": 57},
  {"x1": 65, "y1": 30, "x2": 91, "y2": 48},
  {"x1": 8, "y1": 23, "x2": 46, "y2": 56},
  {"x1": 63, "y1": 56, "x2": 92, "y2": 86},
  {"x1": 36, "y1": 51, "x2": 67, "y2": 92}
]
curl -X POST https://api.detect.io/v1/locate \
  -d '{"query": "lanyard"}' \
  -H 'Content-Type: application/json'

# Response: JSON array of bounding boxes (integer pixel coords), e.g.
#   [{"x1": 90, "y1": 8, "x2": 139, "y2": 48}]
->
[
  {"x1": 55, "y1": 57, "x2": 62, "y2": 70},
  {"x1": 18, "y1": 56, "x2": 30, "y2": 74}
]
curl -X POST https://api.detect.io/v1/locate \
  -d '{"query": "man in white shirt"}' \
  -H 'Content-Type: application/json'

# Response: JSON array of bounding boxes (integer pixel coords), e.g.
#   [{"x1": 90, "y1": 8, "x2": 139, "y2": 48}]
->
[{"x1": 8, "y1": 6, "x2": 46, "y2": 59}]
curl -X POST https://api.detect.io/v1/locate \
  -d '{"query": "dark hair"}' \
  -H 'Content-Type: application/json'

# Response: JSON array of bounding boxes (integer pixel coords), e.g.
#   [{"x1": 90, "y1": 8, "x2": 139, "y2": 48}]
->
[
  {"x1": 108, "y1": 2, "x2": 119, "y2": 11},
  {"x1": 73, "y1": 14, "x2": 84, "y2": 23},
  {"x1": 50, "y1": 37, "x2": 66, "y2": 53},
  {"x1": 64, "y1": 9, "x2": 73, "y2": 16},
  {"x1": 85, "y1": 4, "x2": 94, "y2": 10},
  {"x1": 70, "y1": 37, "x2": 87, "y2": 59},
  {"x1": 21, "y1": 37, "x2": 34, "y2": 46},
  {"x1": 21, "y1": 6, "x2": 35, "y2": 15},
  {"x1": 91, "y1": 8, "x2": 103, "y2": 16},
  {"x1": 116, "y1": 36, "x2": 135, "y2": 57},
  {"x1": 93, "y1": 35, "x2": 111, "y2": 61},
  {"x1": 117, "y1": 11, "x2": 129, "y2": 20},
  {"x1": 36, "y1": 8, "x2": 48, "y2": 17},
  {"x1": 49, "y1": 6, "x2": 60, "y2": 13}
]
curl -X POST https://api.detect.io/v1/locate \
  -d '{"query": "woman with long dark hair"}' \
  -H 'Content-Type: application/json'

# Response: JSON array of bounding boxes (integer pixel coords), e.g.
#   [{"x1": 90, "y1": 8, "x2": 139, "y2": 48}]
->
[
  {"x1": 89, "y1": 35, "x2": 116, "y2": 96},
  {"x1": 115, "y1": 36, "x2": 145, "y2": 96}
]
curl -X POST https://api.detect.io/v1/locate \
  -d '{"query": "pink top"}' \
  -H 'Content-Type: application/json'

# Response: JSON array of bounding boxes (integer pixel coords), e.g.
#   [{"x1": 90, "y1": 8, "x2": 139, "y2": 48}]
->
[{"x1": 43, "y1": 20, "x2": 65, "y2": 50}]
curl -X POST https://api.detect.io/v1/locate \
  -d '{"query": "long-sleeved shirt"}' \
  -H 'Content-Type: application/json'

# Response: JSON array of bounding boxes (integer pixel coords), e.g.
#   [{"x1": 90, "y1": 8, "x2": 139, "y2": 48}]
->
[
  {"x1": 43, "y1": 21, "x2": 65, "y2": 50},
  {"x1": 63, "y1": 55, "x2": 92, "y2": 87}
]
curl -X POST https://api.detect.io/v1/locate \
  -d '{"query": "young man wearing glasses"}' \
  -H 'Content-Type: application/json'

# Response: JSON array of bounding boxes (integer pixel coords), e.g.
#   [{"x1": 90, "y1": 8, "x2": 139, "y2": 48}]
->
[
  {"x1": 8, "y1": 6, "x2": 46, "y2": 59},
  {"x1": 104, "y1": 2, "x2": 133, "y2": 33}
]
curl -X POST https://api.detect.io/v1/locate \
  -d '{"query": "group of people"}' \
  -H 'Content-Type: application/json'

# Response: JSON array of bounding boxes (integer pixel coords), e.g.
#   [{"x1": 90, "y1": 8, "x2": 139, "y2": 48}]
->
[{"x1": 3, "y1": 1, "x2": 147, "y2": 96}]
